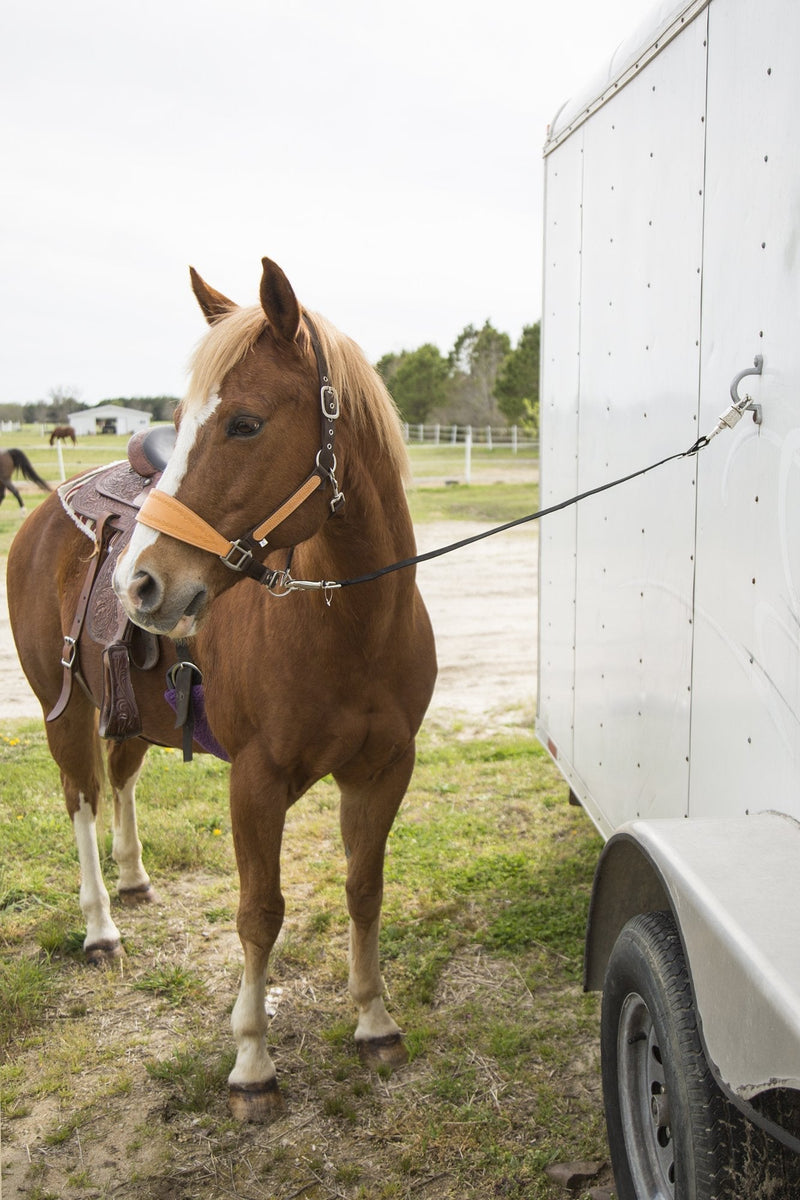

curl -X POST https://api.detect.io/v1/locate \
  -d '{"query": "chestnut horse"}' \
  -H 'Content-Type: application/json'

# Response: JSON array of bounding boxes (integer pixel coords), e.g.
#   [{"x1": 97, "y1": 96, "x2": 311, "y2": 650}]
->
[
  {"x1": 0, "y1": 447, "x2": 51, "y2": 508},
  {"x1": 49, "y1": 425, "x2": 77, "y2": 445},
  {"x1": 7, "y1": 257, "x2": 437, "y2": 1121}
]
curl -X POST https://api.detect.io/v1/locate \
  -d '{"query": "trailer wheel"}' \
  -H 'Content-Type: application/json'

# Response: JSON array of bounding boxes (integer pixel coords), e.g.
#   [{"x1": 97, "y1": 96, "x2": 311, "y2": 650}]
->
[{"x1": 601, "y1": 910, "x2": 728, "y2": 1200}]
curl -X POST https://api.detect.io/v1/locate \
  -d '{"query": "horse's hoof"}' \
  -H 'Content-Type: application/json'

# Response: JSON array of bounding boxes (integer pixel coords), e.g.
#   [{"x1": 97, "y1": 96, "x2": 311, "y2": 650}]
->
[
  {"x1": 228, "y1": 1078, "x2": 285, "y2": 1123},
  {"x1": 357, "y1": 1033, "x2": 409, "y2": 1070},
  {"x1": 85, "y1": 939, "x2": 124, "y2": 967},
  {"x1": 118, "y1": 883, "x2": 157, "y2": 907}
]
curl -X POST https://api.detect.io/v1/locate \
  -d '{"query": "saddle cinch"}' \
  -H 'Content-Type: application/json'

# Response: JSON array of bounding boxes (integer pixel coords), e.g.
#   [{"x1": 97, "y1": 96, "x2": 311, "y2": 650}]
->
[{"x1": 50, "y1": 426, "x2": 179, "y2": 742}]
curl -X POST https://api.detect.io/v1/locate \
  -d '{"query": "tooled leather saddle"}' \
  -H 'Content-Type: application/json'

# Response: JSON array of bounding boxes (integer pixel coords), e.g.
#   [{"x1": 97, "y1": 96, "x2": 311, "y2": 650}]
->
[{"x1": 49, "y1": 426, "x2": 178, "y2": 741}]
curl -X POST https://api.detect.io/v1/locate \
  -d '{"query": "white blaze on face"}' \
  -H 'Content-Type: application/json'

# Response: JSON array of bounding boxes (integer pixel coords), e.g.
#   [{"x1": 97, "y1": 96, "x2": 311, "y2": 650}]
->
[{"x1": 114, "y1": 393, "x2": 221, "y2": 593}]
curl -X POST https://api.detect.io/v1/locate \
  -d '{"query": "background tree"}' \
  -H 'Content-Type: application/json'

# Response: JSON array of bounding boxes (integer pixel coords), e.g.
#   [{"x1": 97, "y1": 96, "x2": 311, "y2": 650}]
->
[
  {"x1": 47, "y1": 386, "x2": 84, "y2": 423},
  {"x1": 376, "y1": 352, "x2": 402, "y2": 390},
  {"x1": 105, "y1": 396, "x2": 180, "y2": 422},
  {"x1": 438, "y1": 321, "x2": 511, "y2": 426},
  {"x1": 378, "y1": 345, "x2": 448, "y2": 425},
  {"x1": 494, "y1": 322, "x2": 540, "y2": 430},
  {"x1": 22, "y1": 402, "x2": 48, "y2": 424}
]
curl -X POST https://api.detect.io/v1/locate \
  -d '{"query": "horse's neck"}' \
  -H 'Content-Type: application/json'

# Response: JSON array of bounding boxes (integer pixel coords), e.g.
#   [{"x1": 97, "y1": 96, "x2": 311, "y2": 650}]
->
[{"x1": 296, "y1": 470, "x2": 417, "y2": 601}]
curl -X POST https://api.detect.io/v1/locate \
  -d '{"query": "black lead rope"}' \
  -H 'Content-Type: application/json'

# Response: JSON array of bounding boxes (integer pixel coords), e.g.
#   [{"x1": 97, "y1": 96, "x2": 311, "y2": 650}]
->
[
  {"x1": 334, "y1": 434, "x2": 709, "y2": 590},
  {"x1": 163, "y1": 434, "x2": 710, "y2": 757}
]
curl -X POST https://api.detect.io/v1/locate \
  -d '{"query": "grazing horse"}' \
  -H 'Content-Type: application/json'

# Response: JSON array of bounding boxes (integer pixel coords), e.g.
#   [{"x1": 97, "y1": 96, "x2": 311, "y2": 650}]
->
[
  {"x1": 0, "y1": 448, "x2": 51, "y2": 508},
  {"x1": 7, "y1": 256, "x2": 437, "y2": 1122},
  {"x1": 49, "y1": 425, "x2": 77, "y2": 445}
]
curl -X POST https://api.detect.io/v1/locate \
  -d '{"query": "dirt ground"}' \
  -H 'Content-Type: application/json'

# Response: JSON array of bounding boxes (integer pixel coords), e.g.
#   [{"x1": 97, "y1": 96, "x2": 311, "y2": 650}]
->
[{"x1": 0, "y1": 520, "x2": 538, "y2": 731}]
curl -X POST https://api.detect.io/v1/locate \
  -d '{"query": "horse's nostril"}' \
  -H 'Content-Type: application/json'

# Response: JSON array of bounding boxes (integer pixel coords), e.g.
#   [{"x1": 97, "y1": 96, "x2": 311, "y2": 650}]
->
[{"x1": 129, "y1": 570, "x2": 163, "y2": 614}]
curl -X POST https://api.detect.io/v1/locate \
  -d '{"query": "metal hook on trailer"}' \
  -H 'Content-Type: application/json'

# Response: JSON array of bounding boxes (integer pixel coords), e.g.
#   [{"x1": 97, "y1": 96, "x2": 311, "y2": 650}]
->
[
  {"x1": 728, "y1": 354, "x2": 764, "y2": 425},
  {"x1": 706, "y1": 354, "x2": 765, "y2": 442}
]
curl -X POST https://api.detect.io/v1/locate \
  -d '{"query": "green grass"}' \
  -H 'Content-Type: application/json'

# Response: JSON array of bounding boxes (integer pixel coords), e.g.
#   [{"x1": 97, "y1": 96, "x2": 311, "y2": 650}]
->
[
  {"x1": 406, "y1": 440, "x2": 537, "y2": 479},
  {"x1": 0, "y1": 957, "x2": 57, "y2": 1045},
  {"x1": 132, "y1": 963, "x2": 208, "y2": 1007},
  {"x1": 0, "y1": 726, "x2": 609, "y2": 1199},
  {"x1": 406, "y1": 479, "x2": 539, "y2": 524},
  {"x1": 146, "y1": 1044, "x2": 235, "y2": 1115}
]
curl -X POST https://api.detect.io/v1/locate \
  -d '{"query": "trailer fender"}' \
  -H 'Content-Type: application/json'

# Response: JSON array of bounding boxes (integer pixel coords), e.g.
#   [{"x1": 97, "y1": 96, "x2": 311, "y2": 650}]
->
[{"x1": 585, "y1": 811, "x2": 800, "y2": 1121}]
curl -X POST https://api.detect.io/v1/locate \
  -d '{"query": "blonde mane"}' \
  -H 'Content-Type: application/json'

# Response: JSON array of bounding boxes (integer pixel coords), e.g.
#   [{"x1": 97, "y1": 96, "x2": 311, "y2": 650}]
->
[{"x1": 183, "y1": 305, "x2": 409, "y2": 482}]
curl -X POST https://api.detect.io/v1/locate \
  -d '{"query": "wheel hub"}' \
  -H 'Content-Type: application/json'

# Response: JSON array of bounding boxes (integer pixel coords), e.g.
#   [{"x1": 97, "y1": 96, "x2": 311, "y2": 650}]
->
[{"x1": 618, "y1": 992, "x2": 675, "y2": 1197}]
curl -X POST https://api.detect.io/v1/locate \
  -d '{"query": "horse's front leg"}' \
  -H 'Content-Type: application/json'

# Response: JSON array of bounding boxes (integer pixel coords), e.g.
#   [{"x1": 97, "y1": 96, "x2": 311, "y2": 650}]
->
[
  {"x1": 227, "y1": 751, "x2": 287, "y2": 1122},
  {"x1": 338, "y1": 743, "x2": 416, "y2": 1070}
]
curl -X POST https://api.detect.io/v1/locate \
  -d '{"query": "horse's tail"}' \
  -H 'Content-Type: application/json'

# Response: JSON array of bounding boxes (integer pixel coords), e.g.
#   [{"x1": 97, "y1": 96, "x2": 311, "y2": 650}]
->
[{"x1": 9, "y1": 449, "x2": 51, "y2": 492}]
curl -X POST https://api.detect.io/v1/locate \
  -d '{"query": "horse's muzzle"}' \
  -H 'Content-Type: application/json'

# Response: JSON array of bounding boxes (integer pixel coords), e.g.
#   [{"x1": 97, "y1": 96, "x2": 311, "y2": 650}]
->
[{"x1": 114, "y1": 564, "x2": 208, "y2": 639}]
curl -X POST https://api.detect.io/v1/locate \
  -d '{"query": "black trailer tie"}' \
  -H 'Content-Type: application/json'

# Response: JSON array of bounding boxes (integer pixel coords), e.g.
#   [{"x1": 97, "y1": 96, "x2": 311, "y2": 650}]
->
[{"x1": 265, "y1": 390, "x2": 754, "y2": 598}]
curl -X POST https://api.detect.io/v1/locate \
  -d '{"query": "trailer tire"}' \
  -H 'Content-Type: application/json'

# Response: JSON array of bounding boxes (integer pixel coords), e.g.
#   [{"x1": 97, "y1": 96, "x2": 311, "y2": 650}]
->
[{"x1": 601, "y1": 910, "x2": 729, "y2": 1200}]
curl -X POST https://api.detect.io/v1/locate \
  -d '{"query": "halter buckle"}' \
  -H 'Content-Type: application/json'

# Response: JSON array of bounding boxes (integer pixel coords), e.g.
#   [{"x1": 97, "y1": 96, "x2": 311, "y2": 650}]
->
[
  {"x1": 321, "y1": 385, "x2": 340, "y2": 419},
  {"x1": 221, "y1": 539, "x2": 254, "y2": 572}
]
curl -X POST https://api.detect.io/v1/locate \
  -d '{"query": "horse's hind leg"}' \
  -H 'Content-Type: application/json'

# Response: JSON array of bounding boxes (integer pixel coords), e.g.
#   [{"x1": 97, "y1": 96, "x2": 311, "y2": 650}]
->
[
  {"x1": 107, "y1": 738, "x2": 155, "y2": 905},
  {"x1": 6, "y1": 480, "x2": 25, "y2": 510},
  {"x1": 338, "y1": 742, "x2": 417, "y2": 1070},
  {"x1": 46, "y1": 698, "x2": 123, "y2": 965}
]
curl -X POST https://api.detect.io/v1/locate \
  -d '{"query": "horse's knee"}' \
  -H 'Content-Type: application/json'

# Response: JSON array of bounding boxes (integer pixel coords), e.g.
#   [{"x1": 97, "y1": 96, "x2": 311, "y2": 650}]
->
[
  {"x1": 345, "y1": 877, "x2": 383, "y2": 927},
  {"x1": 236, "y1": 904, "x2": 285, "y2": 952}
]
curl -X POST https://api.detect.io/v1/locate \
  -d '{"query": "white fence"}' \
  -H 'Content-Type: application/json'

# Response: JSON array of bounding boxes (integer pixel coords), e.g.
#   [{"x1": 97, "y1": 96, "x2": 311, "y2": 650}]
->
[
  {"x1": 402, "y1": 423, "x2": 538, "y2": 451},
  {"x1": 403, "y1": 424, "x2": 539, "y2": 484}
]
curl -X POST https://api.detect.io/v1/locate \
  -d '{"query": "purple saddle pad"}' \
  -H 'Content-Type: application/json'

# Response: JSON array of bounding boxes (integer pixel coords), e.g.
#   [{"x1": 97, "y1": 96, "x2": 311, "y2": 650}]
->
[{"x1": 164, "y1": 684, "x2": 231, "y2": 762}]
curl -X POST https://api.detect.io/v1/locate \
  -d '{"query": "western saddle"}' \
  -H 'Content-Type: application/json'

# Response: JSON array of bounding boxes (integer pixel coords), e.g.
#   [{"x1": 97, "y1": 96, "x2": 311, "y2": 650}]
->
[{"x1": 50, "y1": 426, "x2": 176, "y2": 742}]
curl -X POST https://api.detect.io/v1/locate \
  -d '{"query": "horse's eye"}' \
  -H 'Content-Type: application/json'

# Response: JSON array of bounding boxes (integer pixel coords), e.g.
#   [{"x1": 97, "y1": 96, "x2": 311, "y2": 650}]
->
[{"x1": 227, "y1": 415, "x2": 263, "y2": 439}]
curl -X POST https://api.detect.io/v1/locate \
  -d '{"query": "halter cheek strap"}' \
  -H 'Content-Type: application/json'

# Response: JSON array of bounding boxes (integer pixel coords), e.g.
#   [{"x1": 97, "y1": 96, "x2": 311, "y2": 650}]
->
[{"x1": 134, "y1": 315, "x2": 344, "y2": 584}]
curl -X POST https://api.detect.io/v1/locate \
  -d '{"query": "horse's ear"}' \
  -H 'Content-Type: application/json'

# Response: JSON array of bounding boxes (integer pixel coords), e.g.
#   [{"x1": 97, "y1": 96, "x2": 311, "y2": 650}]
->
[
  {"x1": 259, "y1": 257, "x2": 301, "y2": 343},
  {"x1": 189, "y1": 267, "x2": 237, "y2": 325}
]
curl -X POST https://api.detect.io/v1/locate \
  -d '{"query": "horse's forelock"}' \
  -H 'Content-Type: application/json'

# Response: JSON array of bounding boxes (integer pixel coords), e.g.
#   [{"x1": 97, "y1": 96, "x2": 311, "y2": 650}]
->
[
  {"x1": 183, "y1": 303, "x2": 409, "y2": 481},
  {"x1": 184, "y1": 305, "x2": 268, "y2": 415}
]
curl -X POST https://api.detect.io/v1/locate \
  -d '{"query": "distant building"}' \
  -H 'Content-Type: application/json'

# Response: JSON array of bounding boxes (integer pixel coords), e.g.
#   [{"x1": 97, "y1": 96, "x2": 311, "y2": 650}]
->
[{"x1": 69, "y1": 405, "x2": 151, "y2": 437}]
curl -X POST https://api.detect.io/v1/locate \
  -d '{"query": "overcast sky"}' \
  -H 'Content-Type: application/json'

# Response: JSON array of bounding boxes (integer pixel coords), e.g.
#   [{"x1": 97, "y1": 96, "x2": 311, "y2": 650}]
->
[{"x1": 3, "y1": 0, "x2": 651, "y2": 407}]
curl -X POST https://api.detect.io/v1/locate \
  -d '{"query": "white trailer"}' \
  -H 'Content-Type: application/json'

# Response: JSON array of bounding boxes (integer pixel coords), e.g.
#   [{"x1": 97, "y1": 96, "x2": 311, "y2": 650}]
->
[{"x1": 538, "y1": 0, "x2": 800, "y2": 1193}]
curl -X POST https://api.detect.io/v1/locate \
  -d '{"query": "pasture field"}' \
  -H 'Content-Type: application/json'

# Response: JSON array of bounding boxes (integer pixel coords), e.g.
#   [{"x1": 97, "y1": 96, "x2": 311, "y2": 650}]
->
[
  {"x1": 0, "y1": 425, "x2": 538, "y2": 490},
  {"x1": 0, "y1": 426, "x2": 611, "y2": 1199},
  {"x1": 0, "y1": 730, "x2": 609, "y2": 1200},
  {"x1": 0, "y1": 426, "x2": 540, "y2": 554}
]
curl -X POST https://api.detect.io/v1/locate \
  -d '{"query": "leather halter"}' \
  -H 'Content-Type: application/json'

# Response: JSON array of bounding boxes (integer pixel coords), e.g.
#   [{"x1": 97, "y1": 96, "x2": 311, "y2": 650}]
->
[{"x1": 135, "y1": 315, "x2": 344, "y2": 585}]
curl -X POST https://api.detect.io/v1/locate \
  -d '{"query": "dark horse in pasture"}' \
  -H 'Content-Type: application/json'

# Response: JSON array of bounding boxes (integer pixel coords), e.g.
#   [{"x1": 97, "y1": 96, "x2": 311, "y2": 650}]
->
[
  {"x1": 7, "y1": 257, "x2": 437, "y2": 1122},
  {"x1": 49, "y1": 425, "x2": 77, "y2": 445},
  {"x1": 0, "y1": 447, "x2": 51, "y2": 508}
]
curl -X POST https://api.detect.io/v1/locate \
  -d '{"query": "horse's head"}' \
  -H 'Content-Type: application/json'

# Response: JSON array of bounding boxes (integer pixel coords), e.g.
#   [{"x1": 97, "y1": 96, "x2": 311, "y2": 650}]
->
[{"x1": 113, "y1": 257, "x2": 344, "y2": 637}]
